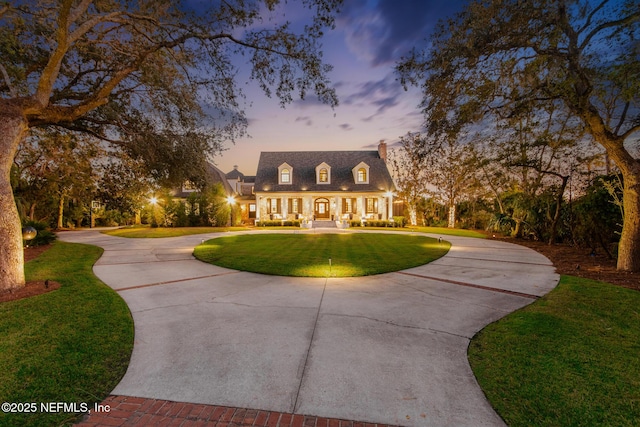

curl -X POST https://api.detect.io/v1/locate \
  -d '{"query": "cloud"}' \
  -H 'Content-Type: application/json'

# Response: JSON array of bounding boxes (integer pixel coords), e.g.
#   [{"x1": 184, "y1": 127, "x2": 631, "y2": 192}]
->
[
  {"x1": 337, "y1": 0, "x2": 467, "y2": 66},
  {"x1": 295, "y1": 116, "x2": 313, "y2": 126},
  {"x1": 343, "y1": 74, "x2": 404, "y2": 120},
  {"x1": 339, "y1": 123, "x2": 353, "y2": 131}
]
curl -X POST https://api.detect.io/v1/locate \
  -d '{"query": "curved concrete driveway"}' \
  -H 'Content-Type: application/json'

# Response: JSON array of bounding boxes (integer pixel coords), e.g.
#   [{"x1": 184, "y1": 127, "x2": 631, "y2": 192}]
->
[{"x1": 59, "y1": 229, "x2": 559, "y2": 427}]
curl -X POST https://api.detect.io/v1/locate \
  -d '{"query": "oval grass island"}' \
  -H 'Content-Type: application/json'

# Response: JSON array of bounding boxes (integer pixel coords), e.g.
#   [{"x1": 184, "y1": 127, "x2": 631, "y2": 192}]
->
[{"x1": 193, "y1": 233, "x2": 451, "y2": 277}]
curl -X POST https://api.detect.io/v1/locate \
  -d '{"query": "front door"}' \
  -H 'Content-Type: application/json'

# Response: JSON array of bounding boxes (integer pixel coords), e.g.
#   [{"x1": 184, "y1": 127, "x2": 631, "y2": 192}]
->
[{"x1": 314, "y1": 198, "x2": 330, "y2": 219}]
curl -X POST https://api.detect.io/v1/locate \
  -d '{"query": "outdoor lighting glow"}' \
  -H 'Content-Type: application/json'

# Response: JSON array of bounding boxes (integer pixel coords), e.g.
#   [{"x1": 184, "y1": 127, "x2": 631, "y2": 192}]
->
[
  {"x1": 227, "y1": 196, "x2": 235, "y2": 205},
  {"x1": 384, "y1": 191, "x2": 393, "y2": 198},
  {"x1": 149, "y1": 196, "x2": 158, "y2": 205}
]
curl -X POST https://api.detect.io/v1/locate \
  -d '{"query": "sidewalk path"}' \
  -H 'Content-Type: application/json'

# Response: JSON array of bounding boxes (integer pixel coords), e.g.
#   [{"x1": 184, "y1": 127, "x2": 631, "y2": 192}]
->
[{"x1": 59, "y1": 229, "x2": 559, "y2": 427}]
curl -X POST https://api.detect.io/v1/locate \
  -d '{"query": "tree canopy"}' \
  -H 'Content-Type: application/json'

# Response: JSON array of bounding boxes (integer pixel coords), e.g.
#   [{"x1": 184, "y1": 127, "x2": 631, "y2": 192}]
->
[
  {"x1": 398, "y1": 0, "x2": 640, "y2": 271},
  {"x1": 0, "y1": 0, "x2": 343, "y2": 291}
]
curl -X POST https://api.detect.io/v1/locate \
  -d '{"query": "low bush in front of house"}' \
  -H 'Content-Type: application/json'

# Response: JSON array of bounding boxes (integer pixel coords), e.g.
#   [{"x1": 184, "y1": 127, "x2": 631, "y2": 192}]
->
[
  {"x1": 363, "y1": 220, "x2": 394, "y2": 227},
  {"x1": 256, "y1": 220, "x2": 301, "y2": 227}
]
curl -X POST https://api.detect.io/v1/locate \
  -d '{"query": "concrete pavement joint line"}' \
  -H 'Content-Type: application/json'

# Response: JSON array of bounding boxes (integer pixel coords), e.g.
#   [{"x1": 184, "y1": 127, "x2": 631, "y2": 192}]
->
[
  {"x1": 440, "y1": 255, "x2": 552, "y2": 267},
  {"x1": 97, "y1": 259, "x2": 196, "y2": 266},
  {"x1": 209, "y1": 300, "x2": 317, "y2": 311},
  {"x1": 395, "y1": 272, "x2": 540, "y2": 300},
  {"x1": 323, "y1": 312, "x2": 473, "y2": 340},
  {"x1": 292, "y1": 276, "x2": 328, "y2": 414},
  {"x1": 115, "y1": 271, "x2": 240, "y2": 292}
]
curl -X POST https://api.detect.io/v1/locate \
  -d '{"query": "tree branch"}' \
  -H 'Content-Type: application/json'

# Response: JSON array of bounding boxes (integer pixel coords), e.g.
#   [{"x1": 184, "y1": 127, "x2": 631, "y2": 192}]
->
[
  {"x1": 579, "y1": 11, "x2": 640, "y2": 51},
  {"x1": 0, "y1": 63, "x2": 16, "y2": 97}
]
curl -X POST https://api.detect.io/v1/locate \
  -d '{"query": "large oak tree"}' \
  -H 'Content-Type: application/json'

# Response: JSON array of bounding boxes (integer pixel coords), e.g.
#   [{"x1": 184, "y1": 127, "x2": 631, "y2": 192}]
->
[
  {"x1": 0, "y1": 0, "x2": 341, "y2": 291},
  {"x1": 398, "y1": 0, "x2": 640, "y2": 271}
]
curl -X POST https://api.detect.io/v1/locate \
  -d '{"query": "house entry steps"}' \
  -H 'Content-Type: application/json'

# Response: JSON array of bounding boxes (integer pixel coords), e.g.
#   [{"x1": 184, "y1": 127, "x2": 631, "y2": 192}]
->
[
  {"x1": 57, "y1": 229, "x2": 559, "y2": 427},
  {"x1": 312, "y1": 220, "x2": 337, "y2": 228}
]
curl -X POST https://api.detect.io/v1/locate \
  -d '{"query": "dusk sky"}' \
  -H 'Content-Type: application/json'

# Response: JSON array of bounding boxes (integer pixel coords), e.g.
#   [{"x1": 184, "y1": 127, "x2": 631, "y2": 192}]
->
[{"x1": 213, "y1": 0, "x2": 467, "y2": 175}]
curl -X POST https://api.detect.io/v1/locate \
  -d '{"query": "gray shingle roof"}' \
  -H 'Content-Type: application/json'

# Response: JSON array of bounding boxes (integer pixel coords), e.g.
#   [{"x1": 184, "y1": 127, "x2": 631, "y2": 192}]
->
[{"x1": 255, "y1": 151, "x2": 395, "y2": 192}]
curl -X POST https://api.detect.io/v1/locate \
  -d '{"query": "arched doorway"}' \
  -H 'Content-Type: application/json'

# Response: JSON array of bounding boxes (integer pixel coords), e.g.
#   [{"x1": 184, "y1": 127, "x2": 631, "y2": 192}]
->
[{"x1": 314, "y1": 198, "x2": 330, "y2": 219}]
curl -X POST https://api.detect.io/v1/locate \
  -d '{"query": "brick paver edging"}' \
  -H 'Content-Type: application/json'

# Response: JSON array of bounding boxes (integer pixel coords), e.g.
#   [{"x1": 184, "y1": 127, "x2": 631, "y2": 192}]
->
[{"x1": 75, "y1": 395, "x2": 402, "y2": 427}]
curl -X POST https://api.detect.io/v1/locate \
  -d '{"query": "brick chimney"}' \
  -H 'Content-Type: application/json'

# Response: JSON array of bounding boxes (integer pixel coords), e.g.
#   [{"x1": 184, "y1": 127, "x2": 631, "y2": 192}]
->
[{"x1": 378, "y1": 140, "x2": 387, "y2": 162}]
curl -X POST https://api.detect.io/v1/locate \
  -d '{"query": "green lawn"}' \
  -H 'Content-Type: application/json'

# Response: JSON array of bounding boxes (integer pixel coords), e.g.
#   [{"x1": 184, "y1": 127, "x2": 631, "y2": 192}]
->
[
  {"x1": 407, "y1": 226, "x2": 487, "y2": 238},
  {"x1": 103, "y1": 225, "x2": 248, "y2": 238},
  {"x1": 469, "y1": 275, "x2": 640, "y2": 426},
  {"x1": 194, "y1": 233, "x2": 450, "y2": 277},
  {"x1": 0, "y1": 242, "x2": 134, "y2": 427}
]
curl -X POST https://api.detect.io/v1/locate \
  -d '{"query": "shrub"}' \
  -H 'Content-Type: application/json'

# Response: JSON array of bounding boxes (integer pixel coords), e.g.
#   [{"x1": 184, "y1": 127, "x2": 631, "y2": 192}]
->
[
  {"x1": 392, "y1": 216, "x2": 407, "y2": 227},
  {"x1": 349, "y1": 220, "x2": 362, "y2": 227},
  {"x1": 363, "y1": 220, "x2": 393, "y2": 227}
]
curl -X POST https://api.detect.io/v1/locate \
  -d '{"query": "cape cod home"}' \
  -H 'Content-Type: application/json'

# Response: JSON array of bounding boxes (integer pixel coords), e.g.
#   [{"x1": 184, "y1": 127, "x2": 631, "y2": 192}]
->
[{"x1": 251, "y1": 142, "x2": 396, "y2": 225}]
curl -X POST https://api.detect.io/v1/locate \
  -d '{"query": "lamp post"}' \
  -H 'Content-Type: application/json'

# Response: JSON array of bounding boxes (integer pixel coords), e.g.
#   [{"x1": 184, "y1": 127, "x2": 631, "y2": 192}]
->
[
  {"x1": 22, "y1": 226, "x2": 37, "y2": 248},
  {"x1": 226, "y1": 195, "x2": 235, "y2": 226}
]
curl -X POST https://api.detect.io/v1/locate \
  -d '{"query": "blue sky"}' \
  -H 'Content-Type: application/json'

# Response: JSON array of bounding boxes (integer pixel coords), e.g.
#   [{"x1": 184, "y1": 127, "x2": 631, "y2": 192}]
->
[{"x1": 214, "y1": 0, "x2": 466, "y2": 174}]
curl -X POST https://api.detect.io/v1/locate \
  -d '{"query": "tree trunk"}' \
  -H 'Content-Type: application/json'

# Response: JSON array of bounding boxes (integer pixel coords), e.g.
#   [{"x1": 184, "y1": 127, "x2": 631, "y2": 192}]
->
[
  {"x1": 585, "y1": 111, "x2": 640, "y2": 272},
  {"x1": 548, "y1": 175, "x2": 569, "y2": 245},
  {"x1": 511, "y1": 218, "x2": 523, "y2": 238},
  {"x1": 408, "y1": 205, "x2": 417, "y2": 226},
  {"x1": 448, "y1": 203, "x2": 456, "y2": 228},
  {"x1": 618, "y1": 171, "x2": 640, "y2": 271},
  {"x1": 0, "y1": 110, "x2": 28, "y2": 292},
  {"x1": 57, "y1": 194, "x2": 65, "y2": 229}
]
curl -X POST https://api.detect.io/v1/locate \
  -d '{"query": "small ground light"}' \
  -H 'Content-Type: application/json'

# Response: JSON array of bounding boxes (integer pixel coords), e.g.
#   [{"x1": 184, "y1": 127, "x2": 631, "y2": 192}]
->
[{"x1": 329, "y1": 258, "x2": 332, "y2": 276}]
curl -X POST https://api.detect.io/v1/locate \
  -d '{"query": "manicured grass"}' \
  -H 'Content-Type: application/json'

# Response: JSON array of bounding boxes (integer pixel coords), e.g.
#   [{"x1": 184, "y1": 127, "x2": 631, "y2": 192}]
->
[
  {"x1": 194, "y1": 233, "x2": 450, "y2": 277},
  {"x1": 408, "y1": 226, "x2": 487, "y2": 238},
  {"x1": 103, "y1": 225, "x2": 248, "y2": 238},
  {"x1": 469, "y1": 275, "x2": 640, "y2": 427},
  {"x1": 0, "y1": 242, "x2": 134, "y2": 427}
]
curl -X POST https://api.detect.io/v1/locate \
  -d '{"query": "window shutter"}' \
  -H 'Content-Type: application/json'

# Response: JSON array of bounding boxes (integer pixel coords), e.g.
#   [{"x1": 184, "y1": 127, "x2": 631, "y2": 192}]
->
[
  {"x1": 352, "y1": 198, "x2": 357, "y2": 213},
  {"x1": 298, "y1": 198, "x2": 302, "y2": 213},
  {"x1": 342, "y1": 198, "x2": 346, "y2": 213},
  {"x1": 267, "y1": 198, "x2": 271, "y2": 214},
  {"x1": 288, "y1": 198, "x2": 292, "y2": 213},
  {"x1": 277, "y1": 198, "x2": 281, "y2": 213}
]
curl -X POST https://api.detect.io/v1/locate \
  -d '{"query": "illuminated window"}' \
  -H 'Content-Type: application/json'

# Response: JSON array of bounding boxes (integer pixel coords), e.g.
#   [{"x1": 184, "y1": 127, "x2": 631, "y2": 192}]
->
[
  {"x1": 366, "y1": 198, "x2": 378, "y2": 213},
  {"x1": 278, "y1": 163, "x2": 293, "y2": 185},
  {"x1": 316, "y1": 162, "x2": 331, "y2": 184},
  {"x1": 342, "y1": 198, "x2": 356, "y2": 214},
  {"x1": 289, "y1": 198, "x2": 302, "y2": 213},
  {"x1": 268, "y1": 198, "x2": 281, "y2": 213},
  {"x1": 357, "y1": 168, "x2": 367, "y2": 182},
  {"x1": 281, "y1": 168, "x2": 290, "y2": 183}
]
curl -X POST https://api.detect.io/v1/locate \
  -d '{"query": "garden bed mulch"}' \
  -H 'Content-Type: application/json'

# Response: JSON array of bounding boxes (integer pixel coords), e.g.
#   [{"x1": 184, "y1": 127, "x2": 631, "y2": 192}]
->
[{"x1": 0, "y1": 245, "x2": 61, "y2": 303}]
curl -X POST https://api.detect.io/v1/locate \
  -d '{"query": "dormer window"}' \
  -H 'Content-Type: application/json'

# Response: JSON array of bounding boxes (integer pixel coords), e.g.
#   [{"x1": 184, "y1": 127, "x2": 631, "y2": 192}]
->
[
  {"x1": 315, "y1": 162, "x2": 331, "y2": 184},
  {"x1": 278, "y1": 162, "x2": 293, "y2": 185},
  {"x1": 352, "y1": 162, "x2": 370, "y2": 184},
  {"x1": 281, "y1": 168, "x2": 290, "y2": 183}
]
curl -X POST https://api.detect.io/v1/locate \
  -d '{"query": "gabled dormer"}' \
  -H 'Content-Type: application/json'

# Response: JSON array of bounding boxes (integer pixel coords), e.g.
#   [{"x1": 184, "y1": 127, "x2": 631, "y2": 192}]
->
[
  {"x1": 278, "y1": 162, "x2": 293, "y2": 185},
  {"x1": 315, "y1": 162, "x2": 331, "y2": 185},
  {"x1": 352, "y1": 161, "x2": 370, "y2": 184}
]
